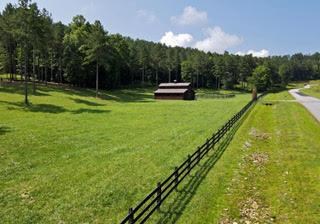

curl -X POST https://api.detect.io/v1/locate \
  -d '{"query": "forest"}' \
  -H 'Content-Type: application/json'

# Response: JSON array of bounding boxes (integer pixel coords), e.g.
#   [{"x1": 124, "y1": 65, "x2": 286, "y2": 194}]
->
[{"x1": 1, "y1": 0, "x2": 320, "y2": 93}]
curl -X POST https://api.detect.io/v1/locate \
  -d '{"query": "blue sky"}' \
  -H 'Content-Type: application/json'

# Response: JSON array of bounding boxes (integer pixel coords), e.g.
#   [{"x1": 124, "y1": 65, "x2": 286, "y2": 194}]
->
[{"x1": 1, "y1": 0, "x2": 320, "y2": 56}]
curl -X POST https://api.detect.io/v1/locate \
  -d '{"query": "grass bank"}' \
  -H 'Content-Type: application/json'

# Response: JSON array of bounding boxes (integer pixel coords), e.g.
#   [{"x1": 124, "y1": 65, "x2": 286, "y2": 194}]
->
[{"x1": 173, "y1": 89, "x2": 320, "y2": 223}]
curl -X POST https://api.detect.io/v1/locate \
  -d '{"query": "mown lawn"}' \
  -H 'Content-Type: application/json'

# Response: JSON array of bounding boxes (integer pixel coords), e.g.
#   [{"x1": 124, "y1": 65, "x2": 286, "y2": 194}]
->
[
  {"x1": 0, "y1": 82, "x2": 251, "y2": 223},
  {"x1": 172, "y1": 89, "x2": 320, "y2": 223},
  {"x1": 300, "y1": 80, "x2": 320, "y2": 99}
]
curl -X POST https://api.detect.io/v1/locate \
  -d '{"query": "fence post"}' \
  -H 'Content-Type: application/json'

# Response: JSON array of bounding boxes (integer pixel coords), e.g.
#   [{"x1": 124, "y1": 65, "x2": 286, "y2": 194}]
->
[
  {"x1": 157, "y1": 182, "x2": 162, "y2": 209},
  {"x1": 128, "y1": 207, "x2": 134, "y2": 224},
  {"x1": 197, "y1": 147, "x2": 201, "y2": 162},
  {"x1": 174, "y1": 167, "x2": 179, "y2": 186}
]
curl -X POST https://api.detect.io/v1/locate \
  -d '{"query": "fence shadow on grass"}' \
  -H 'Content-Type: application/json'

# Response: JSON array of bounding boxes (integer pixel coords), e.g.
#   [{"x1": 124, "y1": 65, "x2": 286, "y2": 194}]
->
[
  {"x1": 0, "y1": 126, "x2": 11, "y2": 135},
  {"x1": 154, "y1": 109, "x2": 251, "y2": 224}
]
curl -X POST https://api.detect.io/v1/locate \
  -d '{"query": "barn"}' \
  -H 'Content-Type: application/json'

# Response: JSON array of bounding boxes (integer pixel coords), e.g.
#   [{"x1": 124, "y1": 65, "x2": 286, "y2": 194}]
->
[{"x1": 154, "y1": 82, "x2": 195, "y2": 100}]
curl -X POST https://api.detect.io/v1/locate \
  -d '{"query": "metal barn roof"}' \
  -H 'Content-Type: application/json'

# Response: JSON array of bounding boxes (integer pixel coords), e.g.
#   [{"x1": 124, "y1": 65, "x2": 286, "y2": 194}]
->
[
  {"x1": 154, "y1": 89, "x2": 188, "y2": 94},
  {"x1": 158, "y1": 83, "x2": 191, "y2": 88}
]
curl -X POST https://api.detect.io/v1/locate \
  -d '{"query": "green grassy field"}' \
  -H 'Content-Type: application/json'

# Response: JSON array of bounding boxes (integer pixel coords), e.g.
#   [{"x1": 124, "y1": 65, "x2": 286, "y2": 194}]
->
[
  {"x1": 0, "y1": 82, "x2": 251, "y2": 223},
  {"x1": 300, "y1": 80, "x2": 320, "y2": 99},
  {"x1": 168, "y1": 89, "x2": 320, "y2": 224}
]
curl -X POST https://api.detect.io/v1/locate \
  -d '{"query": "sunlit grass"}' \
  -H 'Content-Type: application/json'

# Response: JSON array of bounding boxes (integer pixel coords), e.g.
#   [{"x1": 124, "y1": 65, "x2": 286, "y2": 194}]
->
[
  {"x1": 300, "y1": 80, "x2": 320, "y2": 99},
  {"x1": 0, "y1": 82, "x2": 251, "y2": 223}
]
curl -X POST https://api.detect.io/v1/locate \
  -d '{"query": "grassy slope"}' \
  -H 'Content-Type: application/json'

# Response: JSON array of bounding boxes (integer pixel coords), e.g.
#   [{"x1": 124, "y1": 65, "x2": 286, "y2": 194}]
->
[
  {"x1": 0, "y1": 83, "x2": 250, "y2": 223},
  {"x1": 173, "y1": 90, "x2": 320, "y2": 223},
  {"x1": 300, "y1": 80, "x2": 320, "y2": 99}
]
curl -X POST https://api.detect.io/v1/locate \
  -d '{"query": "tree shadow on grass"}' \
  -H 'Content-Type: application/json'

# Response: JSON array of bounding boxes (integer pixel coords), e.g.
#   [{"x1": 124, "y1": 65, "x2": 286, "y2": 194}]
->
[
  {"x1": 33, "y1": 85, "x2": 155, "y2": 103},
  {"x1": 0, "y1": 82, "x2": 50, "y2": 96},
  {"x1": 35, "y1": 83, "x2": 155, "y2": 103},
  {"x1": 232, "y1": 87, "x2": 252, "y2": 94},
  {"x1": 71, "y1": 98, "x2": 106, "y2": 106},
  {"x1": 5, "y1": 102, "x2": 67, "y2": 113},
  {"x1": 32, "y1": 91, "x2": 50, "y2": 97},
  {"x1": 99, "y1": 89, "x2": 155, "y2": 103},
  {"x1": 1, "y1": 82, "x2": 155, "y2": 103},
  {"x1": 0, "y1": 100, "x2": 110, "y2": 114},
  {"x1": 71, "y1": 108, "x2": 111, "y2": 114},
  {"x1": 267, "y1": 86, "x2": 290, "y2": 93},
  {"x1": 0, "y1": 126, "x2": 11, "y2": 135},
  {"x1": 153, "y1": 108, "x2": 251, "y2": 224}
]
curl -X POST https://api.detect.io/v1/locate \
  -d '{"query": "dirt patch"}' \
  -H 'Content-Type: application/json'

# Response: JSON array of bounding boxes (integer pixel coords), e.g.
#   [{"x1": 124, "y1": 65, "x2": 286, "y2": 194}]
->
[
  {"x1": 247, "y1": 152, "x2": 269, "y2": 166},
  {"x1": 219, "y1": 196, "x2": 274, "y2": 224},
  {"x1": 249, "y1": 128, "x2": 271, "y2": 140},
  {"x1": 239, "y1": 197, "x2": 274, "y2": 224},
  {"x1": 219, "y1": 216, "x2": 236, "y2": 224},
  {"x1": 20, "y1": 190, "x2": 35, "y2": 204},
  {"x1": 219, "y1": 198, "x2": 274, "y2": 224},
  {"x1": 243, "y1": 141, "x2": 252, "y2": 150}
]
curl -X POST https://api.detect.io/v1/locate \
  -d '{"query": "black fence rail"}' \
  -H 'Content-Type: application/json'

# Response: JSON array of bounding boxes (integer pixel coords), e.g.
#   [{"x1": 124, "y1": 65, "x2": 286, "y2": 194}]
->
[{"x1": 120, "y1": 95, "x2": 263, "y2": 224}]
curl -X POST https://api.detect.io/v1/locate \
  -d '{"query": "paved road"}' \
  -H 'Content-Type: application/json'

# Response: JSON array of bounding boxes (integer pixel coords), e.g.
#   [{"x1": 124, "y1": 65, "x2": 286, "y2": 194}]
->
[{"x1": 289, "y1": 85, "x2": 320, "y2": 122}]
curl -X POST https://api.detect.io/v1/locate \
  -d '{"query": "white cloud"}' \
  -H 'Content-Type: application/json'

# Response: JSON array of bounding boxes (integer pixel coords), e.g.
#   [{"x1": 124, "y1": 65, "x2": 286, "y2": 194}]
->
[
  {"x1": 136, "y1": 9, "x2": 157, "y2": 23},
  {"x1": 171, "y1": 6, "x2": 207, "y2": 26},
  {"x1": 194, "y1": 26, "x2": 243, "y2": 53},
  {"x1": 236, "y1": 49, "x2": 270, "y2": 57},
  {"x1": 160, "y1": 31, "x2": 194, "y2": 47}
]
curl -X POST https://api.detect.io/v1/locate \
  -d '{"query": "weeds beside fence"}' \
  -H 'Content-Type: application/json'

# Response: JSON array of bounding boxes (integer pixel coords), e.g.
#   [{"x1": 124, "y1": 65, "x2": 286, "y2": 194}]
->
[{"x1": 120, "y1": 94, "x2": 263, "y2": 224}]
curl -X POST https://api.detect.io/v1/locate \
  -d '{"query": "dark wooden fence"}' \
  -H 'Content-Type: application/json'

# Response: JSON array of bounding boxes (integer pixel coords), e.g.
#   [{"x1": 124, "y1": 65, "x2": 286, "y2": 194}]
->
[{"x1": 120, "y1": 95, "x2": 263, "y2": 224}]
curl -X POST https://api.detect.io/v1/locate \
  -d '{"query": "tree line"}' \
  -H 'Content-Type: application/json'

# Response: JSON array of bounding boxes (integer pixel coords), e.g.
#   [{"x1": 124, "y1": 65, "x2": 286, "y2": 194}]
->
[{"x1": 1, "y1": 0, "x2": 320, "y2": 103}]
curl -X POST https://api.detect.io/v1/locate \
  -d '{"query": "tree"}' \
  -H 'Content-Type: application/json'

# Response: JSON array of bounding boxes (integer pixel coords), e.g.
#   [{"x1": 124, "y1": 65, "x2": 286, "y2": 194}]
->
[
  {"x1": 137, "y1": 41, "x2": 149, "y2": 85},
  {"x1": 108, "y1": 34, "x2": 130, "y2": 88},
  {"x1": 63, "y1": 15, "x2": 90, "y2": 87},
  {"x1": 238, "y1": 55, "x2": 254, "y2": 88},
  {"x1": 29, "y1": 4, "x2": 51, "y2": 92},
  {"x1": 127, "y1": 40, "x2": 140, "y2": 85},
  {"x1": 222, "y1": 52, "x2": 238, "y2": 89},
  {"x1": 2, "y1": 1, "x2": 320, "y2": 94},
  {"x1": 249, "y1": 65, "x2": 271, "y2": 91},
  {"x1": 150, "y1": 43, "x2": 165, "y2": 85},
  {"x1": 0, "y1": 3, "x2": 17, "y2": 80},
  {"x1": 80, "y1": 20, "x2": 109, "y2": 97},
  {"x1": 16, "y1": 0, "x2": 34, "y2": 105},
  {"x1": 279, "y1": 63, "x2": 291, "y2": 86},
  {"x1": 212, "y1": 57, "x2": 225, "y2": 89},
  {"x1": 181, "y1": 60, "x2": 194, "y2": 82},
  {"x1": 165, "y1": 47, "x2": 175, "y2": 82},
  {"x1": 52, "y1": 22, "x2": 66, "y2": 83}
]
